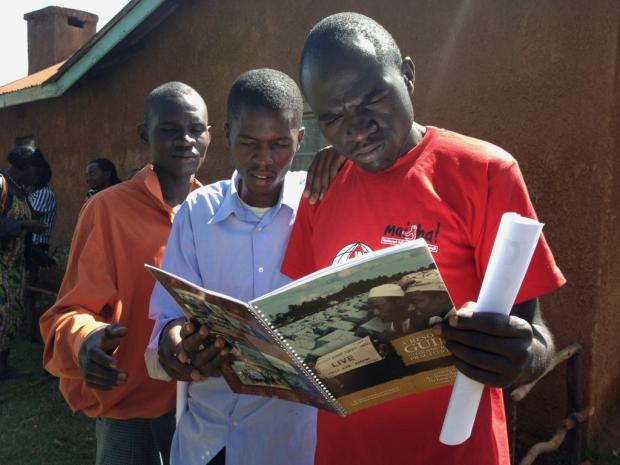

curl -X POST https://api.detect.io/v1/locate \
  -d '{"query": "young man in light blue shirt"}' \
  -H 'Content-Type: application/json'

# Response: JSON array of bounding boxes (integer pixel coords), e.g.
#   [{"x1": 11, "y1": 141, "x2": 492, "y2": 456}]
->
[{"x1": 147, "y1": 68, "x2": 340, "y2": 465}]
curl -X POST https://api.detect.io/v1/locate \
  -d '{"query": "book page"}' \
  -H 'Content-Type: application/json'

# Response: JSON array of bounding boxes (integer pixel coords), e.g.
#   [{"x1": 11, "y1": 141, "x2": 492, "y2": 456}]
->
[
  {"x1": 146, "y1": 266, "x2": 340, "y2": 413},
  {"x1": 249, "y1": 241, "x2": 457, "y2": 415}
]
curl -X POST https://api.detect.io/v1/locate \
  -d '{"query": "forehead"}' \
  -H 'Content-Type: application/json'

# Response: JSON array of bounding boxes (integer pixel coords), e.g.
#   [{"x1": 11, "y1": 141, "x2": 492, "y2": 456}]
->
[
  {"x1": 148, "y1": 94, "x2": 207, "y2": 124},
  {"x1": 302, "y1": 45, "x2": 395, "y2": 109},
  {"x1": 230, "y1": 106, "x2": 297, "y2": 137}
]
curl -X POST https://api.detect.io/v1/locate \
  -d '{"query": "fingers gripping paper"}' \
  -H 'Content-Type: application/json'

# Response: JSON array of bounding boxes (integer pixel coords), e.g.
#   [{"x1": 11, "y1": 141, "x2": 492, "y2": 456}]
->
[{"x1": 439, "y1": 212, "x2": 543, "y2": 445}]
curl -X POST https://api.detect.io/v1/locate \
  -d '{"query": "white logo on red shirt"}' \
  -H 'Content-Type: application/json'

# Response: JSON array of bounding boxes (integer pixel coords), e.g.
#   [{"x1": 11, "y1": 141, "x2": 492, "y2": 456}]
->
[{"x1": 332, "y1": 242, "x2": 374, "y2": 265}]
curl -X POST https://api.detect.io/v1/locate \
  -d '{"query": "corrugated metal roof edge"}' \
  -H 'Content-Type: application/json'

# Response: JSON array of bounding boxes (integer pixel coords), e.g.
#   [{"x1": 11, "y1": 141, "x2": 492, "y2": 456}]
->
[
  {"x1": 0, "y1": 0, "x2": 167, "y2": 109},
  {"x1": 0, "y1": 60, "x2": 67, "y2": 95}
]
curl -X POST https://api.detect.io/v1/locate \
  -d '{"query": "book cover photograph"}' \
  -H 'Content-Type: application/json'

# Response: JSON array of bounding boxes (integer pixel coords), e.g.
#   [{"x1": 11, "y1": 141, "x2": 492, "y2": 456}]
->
[
  {"x1": 147, "y1": 239, "x2": 458, "y2": 416},
  {"x1": 250, "y1": 239, "x2": 458, "y2": 414},
  {"x1": 147, "y1": 267, "x2": 340, "y2": 413}
]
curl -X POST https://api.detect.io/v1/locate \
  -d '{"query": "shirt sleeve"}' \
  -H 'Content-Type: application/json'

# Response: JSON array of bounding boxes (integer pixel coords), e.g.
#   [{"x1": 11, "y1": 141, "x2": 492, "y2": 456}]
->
[
  {"x1": 474, "y1": 161, "x2": 566, "y2": 303},
  {"x1": 29, "y1": 188, "x2": 56, "y2": 214},
  {"x1": 281, "y1": 196, "x2": 318, "y2": 280},
  {"x1": 39, "y1": 199, "x2": 118, "y2": 379},
  {"x1": 146, "y1": 200, "x2": 203, "y2": 380}
]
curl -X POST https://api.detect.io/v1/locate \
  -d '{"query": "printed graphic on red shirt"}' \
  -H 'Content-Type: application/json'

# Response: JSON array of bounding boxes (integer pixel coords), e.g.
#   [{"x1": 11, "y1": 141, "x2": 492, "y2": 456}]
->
[
  {"x1": 331, "y1": 221, "x2": 442, "y2": 266},
  {"x1": 380, "y1": 221, "x2": 441, "y2": 252},
  {"x1": 332, "y1": 242, "x2": 374, "y2": 265}
]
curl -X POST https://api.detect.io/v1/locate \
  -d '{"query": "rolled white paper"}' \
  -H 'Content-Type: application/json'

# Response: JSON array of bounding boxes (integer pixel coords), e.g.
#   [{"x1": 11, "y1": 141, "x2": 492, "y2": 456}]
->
[
  {"x1": 439, "y1": 212, "x2": 544, "y2": 445},
  {"x1": 176, "y1": 381, "x2": 188, "y2": 425}
]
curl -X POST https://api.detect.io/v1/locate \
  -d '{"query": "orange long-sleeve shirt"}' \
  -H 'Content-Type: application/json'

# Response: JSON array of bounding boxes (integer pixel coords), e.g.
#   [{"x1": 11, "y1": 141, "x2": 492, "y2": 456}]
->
[{"x1": 40, "y1": 165, "x2": 200, "y2": 419}]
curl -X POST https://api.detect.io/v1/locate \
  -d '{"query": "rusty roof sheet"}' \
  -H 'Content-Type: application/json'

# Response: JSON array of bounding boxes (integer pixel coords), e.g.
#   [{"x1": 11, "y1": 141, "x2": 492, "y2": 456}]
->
[{"x1": 0, "y1": 60, "x2": 67, "y2": 96}]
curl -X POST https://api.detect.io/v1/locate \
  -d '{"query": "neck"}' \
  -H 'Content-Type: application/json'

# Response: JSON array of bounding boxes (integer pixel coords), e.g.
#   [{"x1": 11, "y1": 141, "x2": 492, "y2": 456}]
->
[
  {"x1": 238, "y1": 180, "x2": 281, "y2": 208},
  {"x1": 154, "y1": 167, "x2": 194, "y2": 209},
  {"x1": 398, "y1": 121, "x2": 426, "y2": 157}
]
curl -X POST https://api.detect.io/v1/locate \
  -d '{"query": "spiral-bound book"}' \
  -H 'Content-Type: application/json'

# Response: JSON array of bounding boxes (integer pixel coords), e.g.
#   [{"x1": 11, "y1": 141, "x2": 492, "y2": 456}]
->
[{"x1": 146, "y1": 239, "x2": 458, "y2": 416}]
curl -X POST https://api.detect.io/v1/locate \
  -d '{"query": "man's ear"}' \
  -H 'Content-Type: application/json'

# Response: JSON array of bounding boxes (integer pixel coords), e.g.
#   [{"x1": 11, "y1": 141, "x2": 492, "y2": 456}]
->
[
  {"x1": 223, "y1": 122, "x2": 232, "y2": 149},
  {"x1": 296, "y1": 127, "x2": 305, "y2": 150},
  {"x1": 137, "y1": 123, "x2": 148, "y2": 144},
  {"x1": 401, "y1": 57, "x2": 415, "y2": 95}
]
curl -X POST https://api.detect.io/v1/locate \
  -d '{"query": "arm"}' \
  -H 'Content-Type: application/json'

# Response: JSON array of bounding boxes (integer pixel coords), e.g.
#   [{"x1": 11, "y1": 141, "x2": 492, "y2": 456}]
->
[
  {"x1": 28, "y1": 188, "x2": 56, "y2": 222},
  {"x1": 39, "y1": 199, "x2": 127, "y2": 389},
  {"x1": 0, "y1": 181, "x2": 46, "y2": 236},
  {"x1": 303, "y1": 145, "x2": 346, "y2": 204},
  {"x1": 433, "y1": 298, "x2": 555, "y2": 388}
]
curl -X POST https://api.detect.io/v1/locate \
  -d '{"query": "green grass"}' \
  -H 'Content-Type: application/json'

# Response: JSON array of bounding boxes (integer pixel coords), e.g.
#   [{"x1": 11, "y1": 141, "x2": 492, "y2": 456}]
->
[{"x1": 0, "y1": 337, "x2": 96, "y2": 465}]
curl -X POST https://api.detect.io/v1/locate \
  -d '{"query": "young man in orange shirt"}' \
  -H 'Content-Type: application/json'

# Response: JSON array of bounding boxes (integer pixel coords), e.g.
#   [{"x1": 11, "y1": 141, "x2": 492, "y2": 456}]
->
[{"x1": 40, "y1": 82, "x2": 210, "y2": 465}]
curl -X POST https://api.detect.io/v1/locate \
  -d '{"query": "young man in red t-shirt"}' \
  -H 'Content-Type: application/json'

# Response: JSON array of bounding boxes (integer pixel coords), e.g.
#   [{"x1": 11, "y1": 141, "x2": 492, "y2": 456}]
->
[{"x1": 282, "y1": 12, "x2": 566, "y2": 465}]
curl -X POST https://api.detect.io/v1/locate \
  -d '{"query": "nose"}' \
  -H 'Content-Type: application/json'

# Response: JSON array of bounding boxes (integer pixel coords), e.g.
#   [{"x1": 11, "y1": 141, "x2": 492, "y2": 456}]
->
[
  {"x1": 174, "y1": 131, "x2": 196, "y2": 147},
  {"x1": 253, "y1": 145, "x2": 274, "y2": 167},
  {"x1": 345, "y1": 115, "x2": 378, "y2": 143}
]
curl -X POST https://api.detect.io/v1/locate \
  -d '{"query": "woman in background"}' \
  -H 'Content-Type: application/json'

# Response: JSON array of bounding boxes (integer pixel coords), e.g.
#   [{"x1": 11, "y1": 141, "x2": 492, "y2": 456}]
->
[
  {"x1": 85, "y1": 158, "x2": 121, "y2": 199},
  {"x1": 0, "y1": 146, "x2": 46, "y2": 379}
]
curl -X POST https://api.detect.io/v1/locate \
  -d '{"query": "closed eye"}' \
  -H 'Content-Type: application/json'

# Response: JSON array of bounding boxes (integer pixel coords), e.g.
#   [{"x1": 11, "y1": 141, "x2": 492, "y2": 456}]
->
[
  {"x1": 319, "y1": 113, "x2": 342, "y2": 125},
  {"x1": 367, "y1": 96, "x2": 384, "y2": 106},
  {"x1": 191, "y1": 125, "x2": 206, "y2": 133}
]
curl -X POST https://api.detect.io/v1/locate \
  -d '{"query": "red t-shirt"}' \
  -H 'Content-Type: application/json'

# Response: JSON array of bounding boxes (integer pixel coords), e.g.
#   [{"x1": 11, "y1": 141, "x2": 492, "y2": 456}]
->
[{"x1": 282, "y1": 126, "x2": 565, "y2": 465}]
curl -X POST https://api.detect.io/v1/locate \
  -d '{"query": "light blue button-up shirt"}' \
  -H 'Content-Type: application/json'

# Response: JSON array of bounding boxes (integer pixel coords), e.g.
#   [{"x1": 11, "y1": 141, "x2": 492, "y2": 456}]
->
[{"x1": 147, "y1": 171, "x2": 317, "y2": 465}]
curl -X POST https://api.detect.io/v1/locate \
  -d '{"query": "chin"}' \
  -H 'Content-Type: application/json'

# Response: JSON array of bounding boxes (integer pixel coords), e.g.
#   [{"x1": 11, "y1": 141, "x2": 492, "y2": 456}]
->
[{"x1": 357, "y1": 160, "x2": 392, "y2": 173}]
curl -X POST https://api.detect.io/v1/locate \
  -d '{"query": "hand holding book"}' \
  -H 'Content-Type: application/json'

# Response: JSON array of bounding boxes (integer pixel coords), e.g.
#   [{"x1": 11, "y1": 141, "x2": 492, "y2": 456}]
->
[
  {"x1": 159, "y1": 318, "x2": 230, "y2": 381},
  {"x1": 432, "y1": 301, "x2": 535, "y2": 387}
]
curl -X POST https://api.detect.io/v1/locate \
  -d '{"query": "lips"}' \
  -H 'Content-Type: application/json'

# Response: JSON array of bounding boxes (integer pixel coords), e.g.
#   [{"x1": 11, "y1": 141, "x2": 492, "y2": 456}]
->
[
  {"x1": 352, "y1": 141, "x2": 384, "y2": 161},
  {"x1": 171, "y1": 150, "x2": 198, "y2": 159},
  {"x1": 249, "y1": 171, "x2": 275, "y2": 182}
]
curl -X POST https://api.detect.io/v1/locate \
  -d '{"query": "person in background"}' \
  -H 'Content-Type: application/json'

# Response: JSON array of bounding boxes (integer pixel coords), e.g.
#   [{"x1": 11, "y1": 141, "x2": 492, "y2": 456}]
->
[
  {"x1": 27, "y1": 149, "x2": 57, "y2": 261},
  {"x1": 85, "y1": 158, "x2": 122, "y2": 199},
  {"x1": 0, "y1": 146, "x2": 46, "y2": 379}
]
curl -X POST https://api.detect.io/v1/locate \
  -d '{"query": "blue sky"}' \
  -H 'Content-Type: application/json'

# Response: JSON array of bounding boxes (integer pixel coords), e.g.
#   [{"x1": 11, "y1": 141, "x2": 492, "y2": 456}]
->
[{"x1": 0, "y1": 0, "x2": 129, "y2": 86}]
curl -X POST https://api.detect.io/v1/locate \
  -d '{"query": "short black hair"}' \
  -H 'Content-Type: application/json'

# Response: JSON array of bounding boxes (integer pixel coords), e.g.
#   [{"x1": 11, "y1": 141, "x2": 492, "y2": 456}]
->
[
  {"x1": 226, "y1": 69, "x2": 304, "y2": 128},
  {"x1": 300, "y1": 13, "x2": 402, "y2": 87},
  {"x1": 35, "y1": 160, "x2": 52, "y2": 188},
  {"x1": 88, "y1": 158, "x2": 122, "y2": 185},
  {"x1": 144, "y1": 81, "x2": 206, "y2": 124},
  {"x1": 7, "y1": 146, "x2": 35, "y2": 169},
  {"x1": 29, "y1": 148, "x2": 46, "y2": 167},
  {"x1": 29, "y1": 149, "x2": 52, "y2": 188}
]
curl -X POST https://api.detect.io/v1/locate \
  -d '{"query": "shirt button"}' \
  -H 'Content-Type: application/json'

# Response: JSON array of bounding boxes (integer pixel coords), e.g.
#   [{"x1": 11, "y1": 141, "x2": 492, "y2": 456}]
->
[
  {"x1": 258, "y1": 267, "x2": 264, "y2": 273},
  {"x1": 257, "y1": 226, "x2": 263, "y2": 231}
]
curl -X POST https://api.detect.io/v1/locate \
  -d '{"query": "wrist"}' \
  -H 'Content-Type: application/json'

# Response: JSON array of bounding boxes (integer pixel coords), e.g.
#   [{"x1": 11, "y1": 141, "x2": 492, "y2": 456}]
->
[{"x1": 158, "y1": 317, "x2": 185, "y2": 347}]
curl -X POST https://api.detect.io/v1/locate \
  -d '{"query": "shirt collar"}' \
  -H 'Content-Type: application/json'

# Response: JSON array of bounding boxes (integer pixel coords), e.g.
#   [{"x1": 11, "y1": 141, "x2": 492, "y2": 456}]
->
[
  {"x1": 211, "y1": 170, "x2": 301, "y2": 224},
  {"x1": 136, "y1": 164, "x2": 202, "y2": 214}
]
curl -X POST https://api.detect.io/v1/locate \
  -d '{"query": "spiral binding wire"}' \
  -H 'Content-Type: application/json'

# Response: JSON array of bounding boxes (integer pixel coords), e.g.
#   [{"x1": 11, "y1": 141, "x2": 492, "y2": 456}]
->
[{"x1": 252, "y1": 306, "x2": 345, "y2": 415}]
